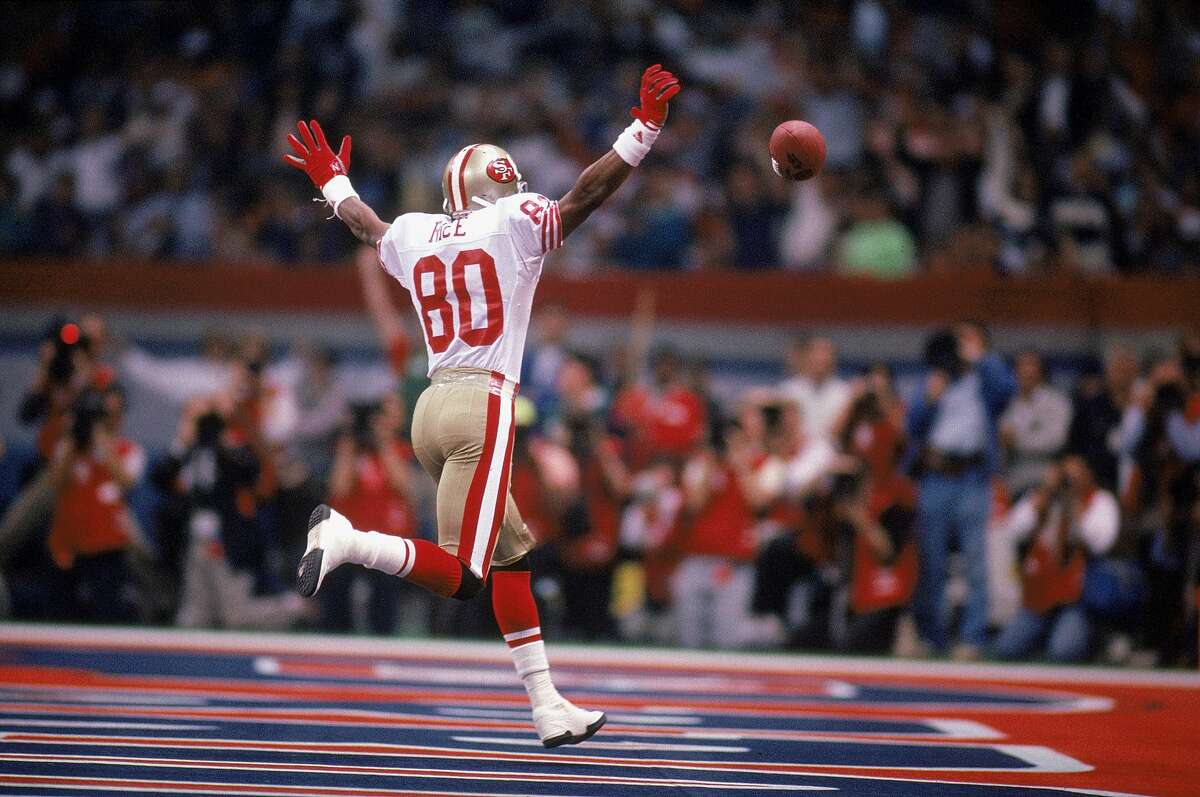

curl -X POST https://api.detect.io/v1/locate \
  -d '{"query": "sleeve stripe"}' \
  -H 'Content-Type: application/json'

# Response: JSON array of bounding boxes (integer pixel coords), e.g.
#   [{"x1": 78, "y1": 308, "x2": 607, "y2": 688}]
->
[
  {"x1": 554, "y1": 203, "x2": 563, "y2": 249},
  {"x1": 540, "y1": 204, "x2": 549, "y2": 253}
]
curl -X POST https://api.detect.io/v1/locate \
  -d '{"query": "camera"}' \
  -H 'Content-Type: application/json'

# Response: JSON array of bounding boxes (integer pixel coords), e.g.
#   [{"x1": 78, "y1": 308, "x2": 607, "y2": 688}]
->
[
  {"x1": 69, "y1": 389, "x2": 108, "y2": 450},
  {"x1": 195, "y1": 410, "x2": 226, "y2": 447},
  {"x1": 348, "y1": 402, "x2": 380, "y2": 450},
  {"x1": 45, "y1": 319, "x2": 92, "y2": 386}
]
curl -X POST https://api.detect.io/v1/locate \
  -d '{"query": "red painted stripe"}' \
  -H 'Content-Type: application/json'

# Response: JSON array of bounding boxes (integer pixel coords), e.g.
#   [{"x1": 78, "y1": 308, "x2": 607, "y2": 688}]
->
[
  {"x1": 479, "y1": 398, "x2": 516, "y2": 578},
  {"x1": 0, "y1": 773, "x2": 491, "y2": 796},
  {"x1": 456, "y1": 388, "x2": 500, "y2": 564},
  {"x1": 456, "y1": 145, "x2": 479, "y2": 212}
]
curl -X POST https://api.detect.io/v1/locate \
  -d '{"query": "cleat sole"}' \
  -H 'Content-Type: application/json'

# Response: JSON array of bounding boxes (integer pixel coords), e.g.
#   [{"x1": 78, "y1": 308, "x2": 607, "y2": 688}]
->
[
  {"x1": 296, "y1": 549, "x2": 324, "y2": 598},
  {"x1": 308, "y1": 503, "x2": 331, "y2": 530},
  {"x1": 542, "y1": 713, "x2": 606, "y2": 748}
]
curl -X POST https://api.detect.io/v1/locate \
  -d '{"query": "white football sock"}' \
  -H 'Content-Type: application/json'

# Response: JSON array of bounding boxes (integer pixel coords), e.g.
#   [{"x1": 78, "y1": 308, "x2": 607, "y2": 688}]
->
[
  {"x1": 344, "y1": 528, "x2": 415, "y2": 576},
  {"x1": 510, "y1": 640, "x2": 562, "y2": 709}
]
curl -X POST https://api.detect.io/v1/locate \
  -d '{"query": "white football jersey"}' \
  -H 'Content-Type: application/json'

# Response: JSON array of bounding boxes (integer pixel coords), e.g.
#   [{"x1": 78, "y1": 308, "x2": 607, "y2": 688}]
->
[{"x1": 377, "y1": 192, "x2": 563, "y2": 383}]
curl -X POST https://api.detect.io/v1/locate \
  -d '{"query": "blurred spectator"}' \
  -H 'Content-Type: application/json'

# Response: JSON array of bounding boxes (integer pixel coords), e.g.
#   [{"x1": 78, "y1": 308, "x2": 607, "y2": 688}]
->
[
  {"x1": 907, "y1": 323, "x2": 1015, "y2": 659},
  {"x1": 554, "y1": 393, "x2": 630, "y2": 641},
  {"x1": 780, "y1": 337, "x2": 852, "y2": 443},
  {"x1": 284, "y1": 344, "x2": 347, "y2": 480},
  {"x1": 1162, "y1": 333, "x2": 1200, "y2": 464},
  {"x1": 1, "y1": 318, "x2": 111, "y2": 571},
  {"x1": 992, "y1": 456, "x2": 1118, "y2": 662},
  {"x1": 156, "y1": 397, "x2": 305, "y2": 630},
  {"x1": 725, "y1": 160, "x2": 789, "y2": 269},
  {"x1": 319, "y1": 396, "x2": 417, "y2": 634},
  {"x1": 613, "y1": 346, "x2": 707, "y2": 469},
  {"x1": 525, "y1": 304, "x2": 571, "y2": 414},
  {"x1": 663, "y1": 427, "x2": 760, "y2": 649},
  {"x1": 46, "y1": 385, "x2": 146, "y2": 622},
  {"x1": 1048, "y1": 152, "x2": 1126, "y2": 275},
  {"x1": 749, "y1": 399, "x2": 837, "y2": 646},
  {"x1": 0, "y1": 2, "x2": 1196, "y2": 274},
  {"x1": 831, "y1": 462, "x2": 918, "y2": 654},
  {"x1": 836, "y1": 189, "x2": 917, "y2": 279},
  {"x1": 29, "y1": 174, "x2": 87, "y2": 257},
  {"x1": 609, "y1": 167, "x2": 692, "y2": 270},
  {"x1": 1068, "y1": 345, "x2": 1138, "y2": 491},
  {"x1": 1000, "y1": 350, "x2": 1073, "y2": 497}
]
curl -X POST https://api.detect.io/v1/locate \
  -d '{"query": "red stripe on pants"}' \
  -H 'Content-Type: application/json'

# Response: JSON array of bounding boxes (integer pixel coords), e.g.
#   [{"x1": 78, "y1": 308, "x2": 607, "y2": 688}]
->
[
  {"x1": 458, "y1": 388, "x2": 501, "y2": 567},
  {"x1": 479, "y1": 399, "x2": 516, "y2": 578}
]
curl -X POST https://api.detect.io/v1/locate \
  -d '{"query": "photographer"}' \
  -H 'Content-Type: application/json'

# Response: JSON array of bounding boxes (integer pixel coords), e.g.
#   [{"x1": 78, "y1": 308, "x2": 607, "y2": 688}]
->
[
  {"x1": 1161, "y1": 333, "x2": 1200, "y2": 464},
  {"x1": 552, "y1": 401, "x2": 630, "y2": 641},
  {"x1": 2, "y1": 319, "x2": 111, "y2": 567},
  {"x1": 157, "y1": 398, "x2": 305, "y2": 629},
  {"x1": 319, "y1": 395, "x2": 418, "y2": 633},
  {"x1": 907, "y1": 322, "x2": 1015, "y2": 659},
  {"x1": 992, "y1": 456, "x2": 1118, "y2": 662},
  {"x1": 830, "y1": 463, "x2": 918, "y2": 654},
  {"x1": 663, "y1": 421, "x2": 762, "y2": 649},
  {"x1": 46, "y1": 384, "x2": 146, "y2": 622}
]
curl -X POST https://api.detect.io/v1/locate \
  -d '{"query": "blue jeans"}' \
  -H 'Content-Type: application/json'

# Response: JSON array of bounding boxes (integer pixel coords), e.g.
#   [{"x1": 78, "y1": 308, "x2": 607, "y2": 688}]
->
[
  {"x1": 914, "y1": 470, "x2": 991, "y2": 651},
  {"x1": 992, "y1": 604, "x2": 1091, "y2": 663}
]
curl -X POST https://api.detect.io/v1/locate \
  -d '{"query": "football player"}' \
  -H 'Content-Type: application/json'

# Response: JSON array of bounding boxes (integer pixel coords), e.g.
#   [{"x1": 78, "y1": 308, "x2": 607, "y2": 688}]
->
[{"x1": 284, "y1": 65, "x2": 680, "y2": 746}]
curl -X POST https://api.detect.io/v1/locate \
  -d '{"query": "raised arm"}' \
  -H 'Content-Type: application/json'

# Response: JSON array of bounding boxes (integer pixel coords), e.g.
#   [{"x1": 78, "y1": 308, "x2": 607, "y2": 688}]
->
[
  {"x1": 558, "y1": 65, "x2": 680, "y2": 238},
  {"x1": 283, "y1": 120, "x2": 390, "y2": 245},
  {"x1": 356, "y1": 245, "x2": 405, "y2": 345}
]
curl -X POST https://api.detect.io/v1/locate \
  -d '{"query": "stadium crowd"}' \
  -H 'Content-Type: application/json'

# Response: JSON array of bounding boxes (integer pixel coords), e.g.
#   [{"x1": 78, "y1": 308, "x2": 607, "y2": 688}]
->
[
  {"x1": 3, "y1": 0, "x2": 1199, "y2": 275},
  {"x1": 1, "y1": 250, "x2": 1197, "y2": 668}
]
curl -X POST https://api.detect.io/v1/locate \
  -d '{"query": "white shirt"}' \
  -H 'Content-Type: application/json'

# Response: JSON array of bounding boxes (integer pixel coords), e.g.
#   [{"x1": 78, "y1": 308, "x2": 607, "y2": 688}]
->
[
  {"x1": 779, "y1": 375, "x2": 851, "y2": 441},
  {"x1": 378, "y1": 192, "x2": 562, "y2": 383},
  {"x1": 1004, "y1": 489, "x2": 1119, "y2": 557}
]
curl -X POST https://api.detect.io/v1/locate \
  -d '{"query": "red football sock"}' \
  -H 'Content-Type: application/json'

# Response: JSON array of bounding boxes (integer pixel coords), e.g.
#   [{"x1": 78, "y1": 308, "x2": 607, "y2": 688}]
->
[
  {"x1": 491, "y1": 570, "x2": 542, "y2": 648},
  {"x1": 404, "y1": 539, "x2": 463, "y2": 597}
]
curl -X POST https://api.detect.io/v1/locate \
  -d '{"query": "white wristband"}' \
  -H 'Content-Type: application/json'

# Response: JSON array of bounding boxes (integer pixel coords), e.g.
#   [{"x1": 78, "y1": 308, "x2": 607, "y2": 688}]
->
[
  {"x1": 612, "y1": 118, "x2": 661, "y2": 167},
  {"x1": 321, "y1": 174, "x2": 359, "y2": 217}
]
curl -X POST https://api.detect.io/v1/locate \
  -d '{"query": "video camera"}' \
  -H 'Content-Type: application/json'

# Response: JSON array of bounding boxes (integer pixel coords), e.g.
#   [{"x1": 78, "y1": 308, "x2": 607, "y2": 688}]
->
[
  {"x1": 69, "y1": 389, "x2": 108, "y2": 450},
  {"x1": 348, "y1": 402, "x2": 381, "y2": 450},
  {"x1": 44, "y1": 318, "x2": 92, "y2": 386}
]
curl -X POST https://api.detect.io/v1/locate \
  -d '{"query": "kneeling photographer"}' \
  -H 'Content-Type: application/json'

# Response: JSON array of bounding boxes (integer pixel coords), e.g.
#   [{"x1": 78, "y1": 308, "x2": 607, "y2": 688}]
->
[
  {"x1": 156, "y1": 398, "x2": 306, "y2": 629},
  {"x1": 46, "y1": 384, "x2": 147, "y2": 622}
]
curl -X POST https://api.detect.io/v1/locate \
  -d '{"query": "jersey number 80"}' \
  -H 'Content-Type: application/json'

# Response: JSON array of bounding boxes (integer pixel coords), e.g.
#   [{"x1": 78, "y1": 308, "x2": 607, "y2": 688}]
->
[{"x1": 412, "y1": 248, "x2": 504, "y2": 354}]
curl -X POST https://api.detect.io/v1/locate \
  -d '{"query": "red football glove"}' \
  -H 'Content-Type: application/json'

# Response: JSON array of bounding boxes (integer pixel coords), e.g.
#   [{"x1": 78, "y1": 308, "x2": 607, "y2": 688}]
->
[
  {"x1": 630, "y1": 64, "x2": 680, "y2": 128},
  {"x1": 283, "y1": 120, "x2": 352, "y2": 189}
]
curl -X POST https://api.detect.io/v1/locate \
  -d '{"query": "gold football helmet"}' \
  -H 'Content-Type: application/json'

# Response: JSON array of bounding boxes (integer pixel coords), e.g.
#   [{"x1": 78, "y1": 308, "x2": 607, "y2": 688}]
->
[{"x1": 442, "y1": 143, "x2": 526, "y2": 216}]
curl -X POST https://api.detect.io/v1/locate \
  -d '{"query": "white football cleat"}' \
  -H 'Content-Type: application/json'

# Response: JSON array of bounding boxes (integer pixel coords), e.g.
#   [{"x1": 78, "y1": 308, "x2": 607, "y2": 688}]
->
[
  {"x1": 532, "y1": 700, "x2": 606, "y2": 748},
  {"x1": 296, "y1": 504, "x2": 354, "y2": 598}
]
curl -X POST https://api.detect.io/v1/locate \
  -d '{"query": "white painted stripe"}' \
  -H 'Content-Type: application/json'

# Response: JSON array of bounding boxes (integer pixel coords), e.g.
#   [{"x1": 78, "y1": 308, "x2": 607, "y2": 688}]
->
[
  {"x1": 435, "y1": 707, "x2": 703, "y2": 725},
  {"x1": 502, "y1": 626, "x2": 540, "y2": 643},
  {"x1": 0, "y1": 690, "x2": 206, "y2": 706},
  {"x1": 994, "y1": 743, "x2": 1092, "y2": 774},
  {"x1": 921, "y1": 719, "x2": 1005, "y2": 740},
  {"x1": 469, "y1": 395, "x2": 513, "y2": 574},
  {"x1": 397, "y1": 538, "x2": 416, "y2": 578},
  {"x1": 6, "y1": 623, "x2": 1195, "y2": 690},
  {"x1": 450, "y1": 736, "x2": 750, "y2": 753},
  {"x1": 0, "y1": 767, "x2": 832, "y2": 793},
  {"x1": 252, "y1": 656, "x2": 280, "y2": 676}
]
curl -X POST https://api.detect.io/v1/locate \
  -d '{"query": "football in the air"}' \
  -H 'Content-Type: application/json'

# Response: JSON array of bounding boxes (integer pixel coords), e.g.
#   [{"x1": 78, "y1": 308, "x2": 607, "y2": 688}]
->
[{"x1": 769, "y1": 120, "x2": 826, "y2": 181}]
